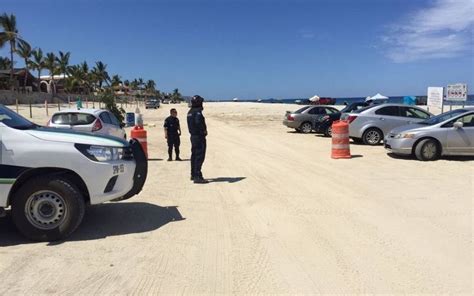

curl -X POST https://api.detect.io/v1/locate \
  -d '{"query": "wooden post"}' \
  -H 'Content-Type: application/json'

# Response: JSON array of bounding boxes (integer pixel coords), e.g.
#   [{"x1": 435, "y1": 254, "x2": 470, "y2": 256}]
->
[
  {"x1": 86, "y1": 97, "x2": 89, "y2": 108},
  {"x1": 68, "y1": 96, "x2": 71, "y2": 108},
  {"x1": 45, "y1": 99, "x2": 49, "y2": 117},
  {"x1": 16, "y1": 98, "x2": 19, "y2": 113},
  {"x1": 29, "y1": 98, "x2": 32, "y2": 118}
]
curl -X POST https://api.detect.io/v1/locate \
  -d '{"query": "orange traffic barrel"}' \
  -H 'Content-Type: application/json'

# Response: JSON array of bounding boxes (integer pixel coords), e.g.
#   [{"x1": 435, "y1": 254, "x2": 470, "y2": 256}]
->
[
  {"x1": 131, "y1": 126, "x2": 148, "y2": 158},
  {"x1": 331, "y1": 120, "x2": 351, "y2": 159}
]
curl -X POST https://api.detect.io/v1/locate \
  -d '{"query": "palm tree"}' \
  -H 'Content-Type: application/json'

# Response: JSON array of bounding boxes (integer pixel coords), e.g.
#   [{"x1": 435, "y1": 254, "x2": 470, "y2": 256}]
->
[
  {"x1": 146, "y1": 79, "x2": 156, "y2": 91},
  {"x1": 16, "y1": 40, "x2": 32, "y2": 89},
  {"x1": 44, "y1": 52, "x2": 57, "y2": 95},
  {"x1": 30, "y1": 48, "x2": 45, "y2": 92},
  {"x1": 92, "y1": 61, "x2": 110, "y2": 90},
  {"x1": 0, "y1": 13, "x2": 27, "y2": 90},
  {"x1": 111, "y1": 74, "x2": 122, "y2": 87},
  {"x1": 171, "y1": 88, "x2": 182, "y2": 102},
  {"x1": 0, "y1": 56, "x2": 11, "y2": 70},
  {"x1": 137, "y1": 77, "x2": 144, "y2": 90},
  {"x1": 56, "y1": 51, "x2": 70, "y2": 79},
  {"x1": 80, "y1": 61, "x2": 92, "y2": 94}
]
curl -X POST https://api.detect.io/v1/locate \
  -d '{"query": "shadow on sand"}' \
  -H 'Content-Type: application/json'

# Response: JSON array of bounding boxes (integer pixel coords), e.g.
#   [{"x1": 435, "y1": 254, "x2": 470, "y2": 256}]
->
[
  {"x1": 0, "y1": 202, "x2": 184, "y2": 247},
  {"x1": 208, "y1": 177, "x2": 246, "y2": 183},
  {"x1": 387, "y1": 153, "x2": 474, "y2": 162}
]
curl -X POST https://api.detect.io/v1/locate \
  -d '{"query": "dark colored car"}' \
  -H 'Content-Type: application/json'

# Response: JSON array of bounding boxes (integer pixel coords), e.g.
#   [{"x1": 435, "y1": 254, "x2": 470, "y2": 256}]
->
[{"x1": 314, "y1": 102, "x2": 369, "y2": 136}]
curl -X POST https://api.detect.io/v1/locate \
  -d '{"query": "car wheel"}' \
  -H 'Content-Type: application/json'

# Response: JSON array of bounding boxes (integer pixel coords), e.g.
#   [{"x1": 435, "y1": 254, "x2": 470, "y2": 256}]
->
[
  {"x1": 324, "y1": 125, "x2": 333, "y2": 137},
  {"x1": 362, "y1": 128, "x2": 383, "y2": 145},
  {"x1": 415, "y1": 139, "x2": 439, "y2": 161},
  {"x1": 11, "y1": 176, "x2": 85, "y2": 242},
  {"x1": 300, "y1": 122, "x2": 312, "y2": 134}
]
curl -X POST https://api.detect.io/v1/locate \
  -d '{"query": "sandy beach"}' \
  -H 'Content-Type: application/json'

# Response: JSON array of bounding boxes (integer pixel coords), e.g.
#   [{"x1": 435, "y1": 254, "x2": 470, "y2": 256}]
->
[{"x1": 0, "y1": 102, "x2": 472, "y2": 294}]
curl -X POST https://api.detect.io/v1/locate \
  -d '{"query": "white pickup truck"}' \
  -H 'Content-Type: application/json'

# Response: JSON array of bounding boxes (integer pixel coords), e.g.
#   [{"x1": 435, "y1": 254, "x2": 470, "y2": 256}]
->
[{"x1": 0, "y1": 105, "x2": 147, "y2": 241}]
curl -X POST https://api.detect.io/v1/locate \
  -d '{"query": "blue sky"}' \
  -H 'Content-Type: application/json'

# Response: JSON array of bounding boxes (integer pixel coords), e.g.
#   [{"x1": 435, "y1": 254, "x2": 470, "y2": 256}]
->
[{"x1": 1, "y1": 0, "x2": 473, "y2": 99}]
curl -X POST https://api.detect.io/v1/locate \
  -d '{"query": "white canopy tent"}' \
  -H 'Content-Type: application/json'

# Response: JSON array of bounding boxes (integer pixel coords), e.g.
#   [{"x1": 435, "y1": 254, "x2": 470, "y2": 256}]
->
[
  {"x1": 309, "y1": 95, "x2": 320, "y2": 102},
  {"x1": 365, "y1": 93, "x2": 388, "y2": 102}
]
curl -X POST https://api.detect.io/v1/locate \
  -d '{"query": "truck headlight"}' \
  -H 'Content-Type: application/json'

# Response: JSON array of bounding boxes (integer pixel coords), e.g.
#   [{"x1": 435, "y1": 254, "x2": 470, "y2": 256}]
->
[
  {"x1": 75, "y1": 144, "x2": 124, "y2": 162},
  {"x1": 394, "y1": 133, "x2": 415, "y2": 139}
]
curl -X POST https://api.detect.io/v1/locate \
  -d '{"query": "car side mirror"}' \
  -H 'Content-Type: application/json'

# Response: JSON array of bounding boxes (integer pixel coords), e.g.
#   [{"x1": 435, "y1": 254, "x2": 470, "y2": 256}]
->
[{"x1": 453, "y1": 121, "x2": 463, "y2": 129}]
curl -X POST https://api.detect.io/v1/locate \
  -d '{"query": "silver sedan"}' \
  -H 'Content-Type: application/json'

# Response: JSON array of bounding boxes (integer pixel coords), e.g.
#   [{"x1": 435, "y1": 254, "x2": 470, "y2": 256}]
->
[
  {"x1": 341, "y1": 104, "x2": 433, "y2": 145},
  {"x1": 384, "y1": 108, "x2": 474, "y2": 160}
]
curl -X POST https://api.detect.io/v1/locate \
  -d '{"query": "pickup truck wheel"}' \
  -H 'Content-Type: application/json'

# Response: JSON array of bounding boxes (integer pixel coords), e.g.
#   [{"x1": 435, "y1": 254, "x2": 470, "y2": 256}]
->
[{"x1": 12, "y1": 177, "x2": 85, "y2": 242}]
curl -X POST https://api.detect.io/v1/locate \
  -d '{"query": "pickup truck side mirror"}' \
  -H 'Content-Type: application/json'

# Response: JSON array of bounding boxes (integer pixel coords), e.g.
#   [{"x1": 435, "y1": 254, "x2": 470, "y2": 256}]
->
[{"x1": 453, "y1": 121, "x2": 463, "y2": 129}]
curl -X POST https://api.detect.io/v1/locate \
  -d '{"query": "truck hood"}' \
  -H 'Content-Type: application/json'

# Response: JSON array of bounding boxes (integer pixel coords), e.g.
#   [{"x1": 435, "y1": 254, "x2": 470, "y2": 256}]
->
[{"x1": 26, "y1": 127, "x2": 128, "y2": 147}]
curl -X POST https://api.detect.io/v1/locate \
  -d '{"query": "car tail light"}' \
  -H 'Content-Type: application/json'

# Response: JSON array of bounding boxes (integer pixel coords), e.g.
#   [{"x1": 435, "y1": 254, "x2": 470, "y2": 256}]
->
[
  {"x1": 92, "y1": 119, "x2": 102, "y2": 131},
  {"x1": 287, "y1": 114, "x2": 295, "y2": 121},
  {"x1": 347, "y1": 115, "x2": 358, "y2": 123}
]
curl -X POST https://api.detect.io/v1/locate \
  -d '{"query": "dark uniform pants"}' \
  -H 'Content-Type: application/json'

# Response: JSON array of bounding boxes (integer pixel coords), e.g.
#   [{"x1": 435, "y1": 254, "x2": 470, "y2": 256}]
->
[
  {"x1": 167, "y1": 135, "x2": 180, "y2": 158},
  {"x1": 190, "y1": 135, "x2": 206, "y2": 178}
]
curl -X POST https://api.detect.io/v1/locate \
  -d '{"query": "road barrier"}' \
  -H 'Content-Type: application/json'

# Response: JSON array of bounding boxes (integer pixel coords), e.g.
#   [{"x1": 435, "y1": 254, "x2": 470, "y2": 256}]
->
[
  {"x1": 131, "y1": 126, "x2": 148, "y2": 158},
  {"x1": 331, "y1": 120, "x2": 351, "y2": 159}
]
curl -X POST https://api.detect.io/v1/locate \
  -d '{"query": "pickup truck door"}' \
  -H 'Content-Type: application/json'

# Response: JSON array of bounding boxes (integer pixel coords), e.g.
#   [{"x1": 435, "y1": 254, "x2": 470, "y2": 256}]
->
[{"x1": 0, "y1": 124, "x2": 15, "y2": 207}]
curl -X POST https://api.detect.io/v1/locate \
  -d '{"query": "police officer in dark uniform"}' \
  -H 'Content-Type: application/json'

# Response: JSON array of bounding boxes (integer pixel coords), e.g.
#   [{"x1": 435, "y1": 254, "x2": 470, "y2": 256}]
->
[
  {"x1": 187, "y1": 95, "x2": 208, "y2": 183},
  {"x1": 164, "y1": 108, "x2": 182, "y2": 161}
]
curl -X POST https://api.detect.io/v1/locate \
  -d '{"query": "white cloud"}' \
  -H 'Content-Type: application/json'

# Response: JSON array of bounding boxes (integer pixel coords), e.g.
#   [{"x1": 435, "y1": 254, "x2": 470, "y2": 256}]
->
[{"x1": 382, "y1": 0, "x2": 474, "y2": 62}]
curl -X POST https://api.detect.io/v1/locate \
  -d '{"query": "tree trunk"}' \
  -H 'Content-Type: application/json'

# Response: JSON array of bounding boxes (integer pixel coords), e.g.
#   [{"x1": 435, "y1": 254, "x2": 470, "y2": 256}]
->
[
  {"x1": 24, "y1": 61, "x2": 28, "y2": 89},
  {"x1": 37, "y1": 70, "x2": 41, "y2": 92},
  {"x1": 10, "y1": 41, "x2": 14, "y2": 91}
]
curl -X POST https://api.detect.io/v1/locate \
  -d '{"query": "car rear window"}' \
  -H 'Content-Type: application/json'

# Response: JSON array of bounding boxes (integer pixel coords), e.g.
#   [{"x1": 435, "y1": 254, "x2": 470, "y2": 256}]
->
[
  {"x1": 294, "y1": 106, "x2": 310, "y2": 114},
  {"x1": 353, "y1": 105, "x2": 376, "y2": 114},
  {"x1": 52, "y1": 113, "x2": 96, "y2": 125}
]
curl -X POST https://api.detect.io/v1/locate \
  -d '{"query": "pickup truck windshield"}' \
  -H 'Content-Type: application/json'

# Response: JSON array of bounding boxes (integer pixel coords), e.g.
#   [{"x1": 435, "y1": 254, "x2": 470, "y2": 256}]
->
[{"x1": 0, "y1": 105, "x2": 37, "y2": 129}]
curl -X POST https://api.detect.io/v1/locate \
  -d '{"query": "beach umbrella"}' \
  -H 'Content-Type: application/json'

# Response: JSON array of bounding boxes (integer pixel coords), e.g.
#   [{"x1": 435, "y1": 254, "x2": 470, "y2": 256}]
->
[{"x1": 309, "y1": 95, "x2": 320, "y2": 102}]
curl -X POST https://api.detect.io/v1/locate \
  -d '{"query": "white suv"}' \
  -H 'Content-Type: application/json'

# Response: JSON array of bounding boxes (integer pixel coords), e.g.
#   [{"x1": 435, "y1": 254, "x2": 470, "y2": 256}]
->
[{"x1": 0, "y1": 105, "x2": 147, "y2": 241}]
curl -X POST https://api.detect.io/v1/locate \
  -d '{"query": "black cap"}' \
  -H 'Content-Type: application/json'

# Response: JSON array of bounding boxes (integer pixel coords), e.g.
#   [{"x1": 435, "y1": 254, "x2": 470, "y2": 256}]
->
[{"x1": 191, "y1": 95, "x2": 204, "y2": 107}]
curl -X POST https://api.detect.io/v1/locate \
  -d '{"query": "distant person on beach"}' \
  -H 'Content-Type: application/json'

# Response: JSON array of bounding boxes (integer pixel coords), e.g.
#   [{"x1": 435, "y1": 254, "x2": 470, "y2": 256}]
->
[
  {"x1": 164, "y1": 108, "x2": 182, "y2": 161},
  {"x1": 187, "y1": 95, "x2": 208, "y2": 184}
]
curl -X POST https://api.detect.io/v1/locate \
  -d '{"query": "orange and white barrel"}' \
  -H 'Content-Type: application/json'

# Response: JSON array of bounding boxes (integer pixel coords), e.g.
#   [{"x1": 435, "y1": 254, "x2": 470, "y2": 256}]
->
[
  {"x1": 131, "y1": 126, "x2": 148, "y2": 158},
  {"x1": 331, "y1": 120, "x2": 351, "y2": 159}
]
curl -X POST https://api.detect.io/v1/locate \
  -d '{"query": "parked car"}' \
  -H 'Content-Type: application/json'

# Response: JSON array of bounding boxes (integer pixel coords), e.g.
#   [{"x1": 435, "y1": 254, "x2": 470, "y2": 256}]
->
[
  {"x1": 0, "y1": 105, "x2": 147, "y2": 241},
  {"x1": 315, "y1": 102, "x2": 369, "y2": 136},
  {"x1": 145, "y1": 99, "x2": 160, "y2": 109},
  {"x1": 283, "y1": 105, "x2": 340, "y2": 133},
  {"x1": 385, "y1": 108, "x2": 474, "y2": 160},
  {"x1": 341, "y1": 104, "x2": 433, "y2": 145},
  {"x1": 48, "y1": 109, "x2": 126, "y2": 139}
]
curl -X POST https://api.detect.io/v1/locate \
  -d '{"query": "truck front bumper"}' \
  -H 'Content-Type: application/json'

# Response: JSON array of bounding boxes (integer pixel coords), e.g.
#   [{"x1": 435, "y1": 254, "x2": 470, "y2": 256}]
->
[{"x1": 114, "y1": 139, "x2": 148, "y2": 201}]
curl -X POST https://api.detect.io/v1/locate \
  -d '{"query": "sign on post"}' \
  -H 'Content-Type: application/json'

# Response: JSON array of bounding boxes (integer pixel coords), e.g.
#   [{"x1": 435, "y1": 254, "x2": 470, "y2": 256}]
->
[
  {"x1": 447, "y1": 83, "x2": 467, "y2": 101},
  {"x1": 427, "y1": 87, "x2": 444, "y2": 110}
]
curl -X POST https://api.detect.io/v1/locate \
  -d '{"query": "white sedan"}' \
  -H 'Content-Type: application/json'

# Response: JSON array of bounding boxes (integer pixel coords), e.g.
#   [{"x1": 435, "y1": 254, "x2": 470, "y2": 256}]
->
[{"x1": 48, "y1": 108, "x2": 126, "y2": 139}]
